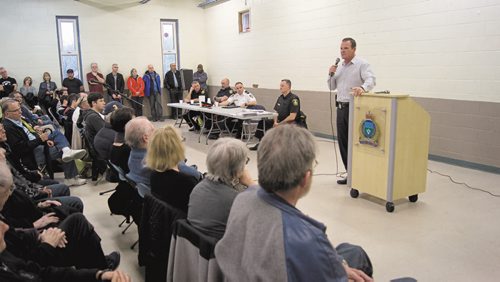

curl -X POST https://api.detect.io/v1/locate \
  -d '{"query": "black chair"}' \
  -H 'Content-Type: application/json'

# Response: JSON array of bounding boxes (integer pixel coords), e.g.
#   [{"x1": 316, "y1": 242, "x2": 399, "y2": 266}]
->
[
  {"x1": 167, "y1": 219, "x2": 223, "y2": 282},
  {"x1": 139, "y1": 193, "x2": 187, "y2": 282}
]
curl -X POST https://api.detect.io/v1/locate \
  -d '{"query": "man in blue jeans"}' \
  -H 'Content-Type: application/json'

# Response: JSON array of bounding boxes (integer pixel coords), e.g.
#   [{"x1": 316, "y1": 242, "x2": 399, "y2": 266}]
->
[{"x1": 1, "y1": 99, "x2": 86, "y2": 187}]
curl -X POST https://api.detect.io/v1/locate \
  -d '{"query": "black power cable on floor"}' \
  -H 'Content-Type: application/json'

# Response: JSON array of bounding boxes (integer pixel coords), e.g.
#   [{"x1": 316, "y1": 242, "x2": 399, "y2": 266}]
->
[{"x1": 427, "y1": 169, "x2": 500, "y2": 198}]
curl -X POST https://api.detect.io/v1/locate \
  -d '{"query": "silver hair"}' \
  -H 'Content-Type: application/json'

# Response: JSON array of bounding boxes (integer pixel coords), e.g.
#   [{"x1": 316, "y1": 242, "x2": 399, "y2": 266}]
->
[
  {"x1": 124, "y1": 117, "x2": 154, "y2": 149},
  {"x1": 1, "y1": 99, "x2": 18, "y2": 115},
  {"x1": 206, "y1": 138, "x2": 249, "y2": 186},
  {"x1": 0, "y1": 161, "x2": 12, "y2": 190},
  {"x1": 257, "y1": 124, "x2": 316, "y2": 193}
]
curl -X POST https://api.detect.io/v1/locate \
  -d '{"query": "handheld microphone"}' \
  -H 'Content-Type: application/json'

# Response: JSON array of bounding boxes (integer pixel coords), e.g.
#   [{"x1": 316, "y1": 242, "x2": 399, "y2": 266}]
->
[{"x1": 329, "y1": 58, "x2": 341, "y2": 77}]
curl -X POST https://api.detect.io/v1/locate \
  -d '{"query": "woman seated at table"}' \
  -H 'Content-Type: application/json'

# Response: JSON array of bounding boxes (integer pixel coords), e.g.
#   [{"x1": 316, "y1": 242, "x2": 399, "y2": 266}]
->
[
  {"x1": 187, "y1": 138, "x2": 255, "y2": 239},
  {"x1": 146, "y1": 125, "x2": 200, "y2": 213}
]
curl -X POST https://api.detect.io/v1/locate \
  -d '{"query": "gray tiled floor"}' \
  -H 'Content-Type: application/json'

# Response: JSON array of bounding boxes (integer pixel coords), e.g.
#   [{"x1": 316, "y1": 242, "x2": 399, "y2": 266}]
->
[{"x1": 62, "y1": 120, "x2": 500, "y2": 281}]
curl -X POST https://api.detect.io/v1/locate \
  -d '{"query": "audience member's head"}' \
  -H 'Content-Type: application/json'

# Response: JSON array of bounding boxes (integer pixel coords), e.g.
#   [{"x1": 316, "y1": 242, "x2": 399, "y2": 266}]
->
[
  {"x1": 111, "y1": 63, "x2": 119, "y2": 74},
  {"x1": 1, "y1": 99, "x2": 21, "y2": 121},
  {"x1": 280, "y1": 79, "x2": 292, "y2": 94},
  {"x1": 146, "y1": 125, "x2": 184, "y2": 172},
  {"x1": 207, "y1": 138, "x2": 249, "y2": 186},
  {"x1": 147, "y1": 64, "x2": 155, "y2": 73},
  {"x1": 103, "y1": 101, "x2": 123, "y2": 116},
  {"x1": 68, "y1": 93, "x2": 80, "y2": 109},
  {"x1": 170, "y1": 63, "x2": 177, "y2": 72},
  {"x1": 0, "y1": 159, "x2": 13, "y2": 212},
  {"x1": 197, "y1": 64, "x2": 204, "y2": 73},
  {"x1": 23, "y1": 76, "x2": 33, "y2": 87},
  {"x1": 43, "y1": 71, "x2": 51, "y2": 82},
  {"x1": 10, "y1": 91, "x2": 23, "y2": 103},
  {"x1": 258, "y1": 125, "x2": 316, "y2": 197},
  {"x1": 87, "y1": 92, "x2": 105, "y2": 112},
  {"x1": 111, "y1": 107, "x2": 135, "y2": 133},
  {"x1": 91, "y1": 62, "x2": 99, "y2": 72},
  {"x1": 130, "y1": 68, "x2": 138, "y2": 78},
  {"x1": 0, "y1": 67, "x2": 8, "y2": 79},
  {"x1": 221, "y1": 78, "x2": 230, "y2": 89},
  {"x1": 66, "y1": 69, "x2": 75, "y2": 79},
  {"x1": 124, "y1": 117, "x2": 155, "y2": 149}
]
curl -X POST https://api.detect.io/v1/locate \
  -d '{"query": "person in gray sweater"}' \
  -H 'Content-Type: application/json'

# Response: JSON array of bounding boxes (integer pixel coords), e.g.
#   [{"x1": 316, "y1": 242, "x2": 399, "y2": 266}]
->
[{"x1": 187, "y1": 138, "x2": 255, "y2": 239}]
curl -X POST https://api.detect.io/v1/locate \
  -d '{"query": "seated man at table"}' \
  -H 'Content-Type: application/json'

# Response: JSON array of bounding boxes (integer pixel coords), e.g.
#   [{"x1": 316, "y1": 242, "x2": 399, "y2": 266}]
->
[
  {"x1": 219, "y1": 82, "x2": 257, "y2": 139},
  {"x1": 250, "y1": 79, "x2": 307, "y2": 151},
  {"x1": 213, "y1": 78, "x2": 234, "y2": 103},
  {"x1": 182, "y1": 81, "x2": 205, "y2": 131}
]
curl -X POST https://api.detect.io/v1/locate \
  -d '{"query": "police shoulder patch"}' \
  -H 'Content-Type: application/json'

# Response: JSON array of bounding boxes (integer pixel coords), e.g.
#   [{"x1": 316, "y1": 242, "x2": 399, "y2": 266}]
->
[
  {"x1": 292, "y1": 99, "x2": 299, "y2": 106},
  {"x1": 201, "y1": 90, "x2": 205, "y2": 94}
]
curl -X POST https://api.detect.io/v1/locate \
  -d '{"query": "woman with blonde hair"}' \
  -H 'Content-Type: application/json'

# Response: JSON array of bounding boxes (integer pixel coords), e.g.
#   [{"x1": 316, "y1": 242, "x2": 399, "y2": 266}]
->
[{"x1": 146, "y1": 125, "x2": 200, "y2": 213}]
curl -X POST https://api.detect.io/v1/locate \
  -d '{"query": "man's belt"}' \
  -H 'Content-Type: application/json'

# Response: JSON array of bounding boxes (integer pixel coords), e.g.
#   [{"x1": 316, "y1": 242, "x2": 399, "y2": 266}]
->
[{"x1": 337, "y1": 102, "x2": 349, "y2": 109}]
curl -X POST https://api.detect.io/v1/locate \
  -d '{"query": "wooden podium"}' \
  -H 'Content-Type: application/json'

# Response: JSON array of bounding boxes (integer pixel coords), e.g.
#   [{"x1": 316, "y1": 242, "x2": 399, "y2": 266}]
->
[{"x1": 347, "y1": 93, "x2": 430, "y2": 212}]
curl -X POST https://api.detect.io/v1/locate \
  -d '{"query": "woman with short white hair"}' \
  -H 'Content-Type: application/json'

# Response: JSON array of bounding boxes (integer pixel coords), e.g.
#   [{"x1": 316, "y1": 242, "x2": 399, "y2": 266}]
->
[{"x1": 187, "y1": 137, "x2": 255, "y2": 239}]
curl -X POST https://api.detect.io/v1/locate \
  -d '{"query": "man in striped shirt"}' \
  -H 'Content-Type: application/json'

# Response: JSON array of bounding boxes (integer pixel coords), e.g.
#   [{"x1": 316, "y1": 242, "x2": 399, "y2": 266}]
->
[{"x1": 327, "y1": 37, "x2": 376, "y2": 185}]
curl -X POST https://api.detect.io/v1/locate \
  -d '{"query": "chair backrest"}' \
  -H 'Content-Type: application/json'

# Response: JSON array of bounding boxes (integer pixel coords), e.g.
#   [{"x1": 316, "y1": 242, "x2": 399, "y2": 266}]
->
[
  {"x1": 139, "y1": 193, "x2": 187, "y2": 282},
  {"x1": 108, "y1": 161, "x2": 127, "y2": 182},
  {"x1": 167, "y1": 219, "x2": 223, "y2": 282},
  {"x1": 136, "y1": 182, "x2": 151, "y2": 198}
]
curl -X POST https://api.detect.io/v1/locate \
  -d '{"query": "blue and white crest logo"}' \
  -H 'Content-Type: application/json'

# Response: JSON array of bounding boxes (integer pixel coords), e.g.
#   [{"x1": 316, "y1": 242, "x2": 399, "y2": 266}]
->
[{"x1": 359, "y1": 112, "x2": 379, "y2": 147}]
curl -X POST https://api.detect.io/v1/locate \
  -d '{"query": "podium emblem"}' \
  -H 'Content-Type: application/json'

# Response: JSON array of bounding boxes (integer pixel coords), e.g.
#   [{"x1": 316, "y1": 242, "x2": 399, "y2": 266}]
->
[{"x1": 359, "y1": 112, "x2": 380, "y2": 147}]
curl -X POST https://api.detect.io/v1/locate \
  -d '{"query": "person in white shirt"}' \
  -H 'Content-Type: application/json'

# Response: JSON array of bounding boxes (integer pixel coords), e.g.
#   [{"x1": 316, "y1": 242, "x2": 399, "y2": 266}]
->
[
  {"x1": 220, "y1": 82, "x2": 257, "y2": 108},
  {"x1": 220, "y1": 82, "x2": 258, "y2": 139}
]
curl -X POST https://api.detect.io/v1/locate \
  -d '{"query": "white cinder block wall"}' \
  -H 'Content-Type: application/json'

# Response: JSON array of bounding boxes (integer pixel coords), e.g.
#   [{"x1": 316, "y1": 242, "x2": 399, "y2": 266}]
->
[
  {"x1": 204, "y1": 0, "x2": 500, "y2": 102},
  {"x1": 0, "y1": 0, "x2": 206, "y2": 89}
]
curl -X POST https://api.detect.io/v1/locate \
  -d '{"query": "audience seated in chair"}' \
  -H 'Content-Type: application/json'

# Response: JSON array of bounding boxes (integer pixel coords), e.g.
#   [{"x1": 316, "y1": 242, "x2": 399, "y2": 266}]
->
[
  {"x1": 0, "y1": 161, "x2": 130, "y2": 281},
  {"x1": 146, "y1": 125, "x2": 201, "y2": 214},
  {"x1": 83, "y1": 93, "x2": 107, "y2": 182},
  {"x1": 125, "y1": 118, "x2": 202, "y2": 197},
  {"x1": 188, "y1": 138, "x2": 254, "y2": 239},
  {"x1": 1, "y1": 99, "x2": 86, "y2": 186},
  {"x1": 215, "y1": 125, "x2": 373, "y2": 281}
]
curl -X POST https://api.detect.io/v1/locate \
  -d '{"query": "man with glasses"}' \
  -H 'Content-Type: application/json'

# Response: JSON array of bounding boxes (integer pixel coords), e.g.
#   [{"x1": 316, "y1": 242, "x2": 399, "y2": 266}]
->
[
  {"x1": 216, "y1": 125, "x2": 373, "y2": 281},
  {"x1": 1, "y1": 99, "x2": 86, "y2": 186}
]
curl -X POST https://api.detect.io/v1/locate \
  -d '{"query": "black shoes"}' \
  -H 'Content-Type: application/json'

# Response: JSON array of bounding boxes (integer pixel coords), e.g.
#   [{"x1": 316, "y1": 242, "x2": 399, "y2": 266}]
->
[
  {"x1": 337, "y1": 178, "x2": 347, "y2": 185},
  {"x1": 105, "y1": 251, "x2": 121, "y2": 270},
  {"x1": 208, "y1": 134, "x2": 219, "y2": 140},
  {"x1": 249, "y1": 143, "x2": 259, "y2": 151}
]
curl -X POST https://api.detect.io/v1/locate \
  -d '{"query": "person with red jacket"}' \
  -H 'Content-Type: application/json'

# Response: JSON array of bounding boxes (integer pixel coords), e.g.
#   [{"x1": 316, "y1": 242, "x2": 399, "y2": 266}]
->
[{"x1": 127, "y1": 68, "x2": 145, "y2": 116}]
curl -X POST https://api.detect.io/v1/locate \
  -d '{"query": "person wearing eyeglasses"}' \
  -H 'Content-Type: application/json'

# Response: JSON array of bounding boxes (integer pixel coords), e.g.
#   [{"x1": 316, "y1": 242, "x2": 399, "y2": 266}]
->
[{"x1": 187, "y1": 137, "x2": 254, "y2": 239}]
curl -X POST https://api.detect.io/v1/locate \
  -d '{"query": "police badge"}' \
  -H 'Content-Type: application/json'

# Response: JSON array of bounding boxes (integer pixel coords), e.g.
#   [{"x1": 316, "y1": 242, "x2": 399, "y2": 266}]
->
[{"x1": 359, "y1": 111, "x2": 379, "y2": 147}]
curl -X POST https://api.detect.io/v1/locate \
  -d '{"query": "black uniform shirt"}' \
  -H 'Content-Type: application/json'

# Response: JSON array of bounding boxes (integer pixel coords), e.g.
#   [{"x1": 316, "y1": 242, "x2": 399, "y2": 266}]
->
[
  {"x1": 274, "y1": 92, "x2": 300, "y2": 123},
  {"x1": 190, "y1": 89, "x2": 205, "y2": 100},
  {"x1": 216, "y1": 87, "x2": 234, "y2": 98}
]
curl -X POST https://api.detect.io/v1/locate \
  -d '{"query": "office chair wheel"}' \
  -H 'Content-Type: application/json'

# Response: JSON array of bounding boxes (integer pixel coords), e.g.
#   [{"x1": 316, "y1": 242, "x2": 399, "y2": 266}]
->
[
  {"x1": 350, "y1": 189, "x2": 359, "y2": 198},
  {"x1": 408, "y1": 194, "x2": 418, "y2": 203},
  {"x1": 386, "y1": 202, "x2": 395, "y2": 213}
]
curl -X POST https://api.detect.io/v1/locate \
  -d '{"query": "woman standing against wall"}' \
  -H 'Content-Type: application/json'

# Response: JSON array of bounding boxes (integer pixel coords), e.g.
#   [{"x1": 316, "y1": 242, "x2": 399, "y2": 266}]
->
[{"x1": 127, "y1": 68, "x2": 144, "y2": 116}]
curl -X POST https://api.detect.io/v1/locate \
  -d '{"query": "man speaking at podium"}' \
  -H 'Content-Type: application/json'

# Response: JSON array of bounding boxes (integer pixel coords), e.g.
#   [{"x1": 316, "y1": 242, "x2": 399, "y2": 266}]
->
[{"x1": 327, "y1": 37, "x2": 376, "y2": 185}]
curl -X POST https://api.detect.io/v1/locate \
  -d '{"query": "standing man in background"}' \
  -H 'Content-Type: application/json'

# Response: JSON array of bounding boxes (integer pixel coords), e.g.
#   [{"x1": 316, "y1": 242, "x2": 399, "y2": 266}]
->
[
  {"x1": 62, "y1": 69, "x2": 84, "y2": 95},
  {"x1": 327, "y1": 37, "x2": 376, "y2": 185},
  {"x1": 193, "y1": 64, "x2": 208, "y2": 93},
  {"x1": 164, "y1": 63, "x2": 183, "y2": 119},
  {"x1": 105, "y1": 63, "x2": 124, "y2": 102},
  {"x1": 143, "y1": 64, "x2": 163, "y2": 122},
  {"x1": 86, "y1": 63, "x2": 105, "y2": 96}
]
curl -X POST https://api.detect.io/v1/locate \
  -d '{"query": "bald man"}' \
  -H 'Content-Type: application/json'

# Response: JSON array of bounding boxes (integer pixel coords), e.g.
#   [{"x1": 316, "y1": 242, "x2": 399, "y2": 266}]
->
[{"x1": 214, "y1": 78, "x2": 234, "y2": 103}]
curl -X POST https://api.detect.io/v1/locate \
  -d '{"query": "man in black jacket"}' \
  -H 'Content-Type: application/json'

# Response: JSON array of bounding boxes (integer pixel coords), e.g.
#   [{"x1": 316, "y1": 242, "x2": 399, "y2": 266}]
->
[
  {"x1": 84, "y1": 93, "x2": 107, "y2": 182},
  {"x1": 105, "y1": 64, "x2": 124, "y2": 103},
  {"x1": 1, "y1": 99, "x2": 86, "y2": 186},
  {"x1": 164, "y1": 63, "x2": 183, "y2": 119}
]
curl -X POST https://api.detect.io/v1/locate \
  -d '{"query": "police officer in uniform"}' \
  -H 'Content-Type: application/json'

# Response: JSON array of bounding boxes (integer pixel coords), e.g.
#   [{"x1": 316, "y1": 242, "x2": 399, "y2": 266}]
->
[
  {"x1": 220, "y1": 82, "x2": 257, "y2": 138},
  {"x1": 214, "y1": 78, "x2": 234, "y2": 103},
  {"x1": 183, "y1": 81, "x2": 205, "y2": 131},
  {"x1": 250, "y1": 79, "x2": 307, "y2": 150}
]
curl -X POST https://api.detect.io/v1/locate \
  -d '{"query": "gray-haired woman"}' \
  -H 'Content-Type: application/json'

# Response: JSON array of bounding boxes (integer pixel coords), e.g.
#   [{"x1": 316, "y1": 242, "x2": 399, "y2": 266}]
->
[{"x1": 187, "y1": 138, "x2": 255, "y2": 239}]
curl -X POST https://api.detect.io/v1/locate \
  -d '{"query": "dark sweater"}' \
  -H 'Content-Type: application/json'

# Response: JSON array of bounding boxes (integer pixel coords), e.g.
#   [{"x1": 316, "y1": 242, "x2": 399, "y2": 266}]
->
[{"x1": 150, "y1": 169, "x2": 199, "y2": 214}]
